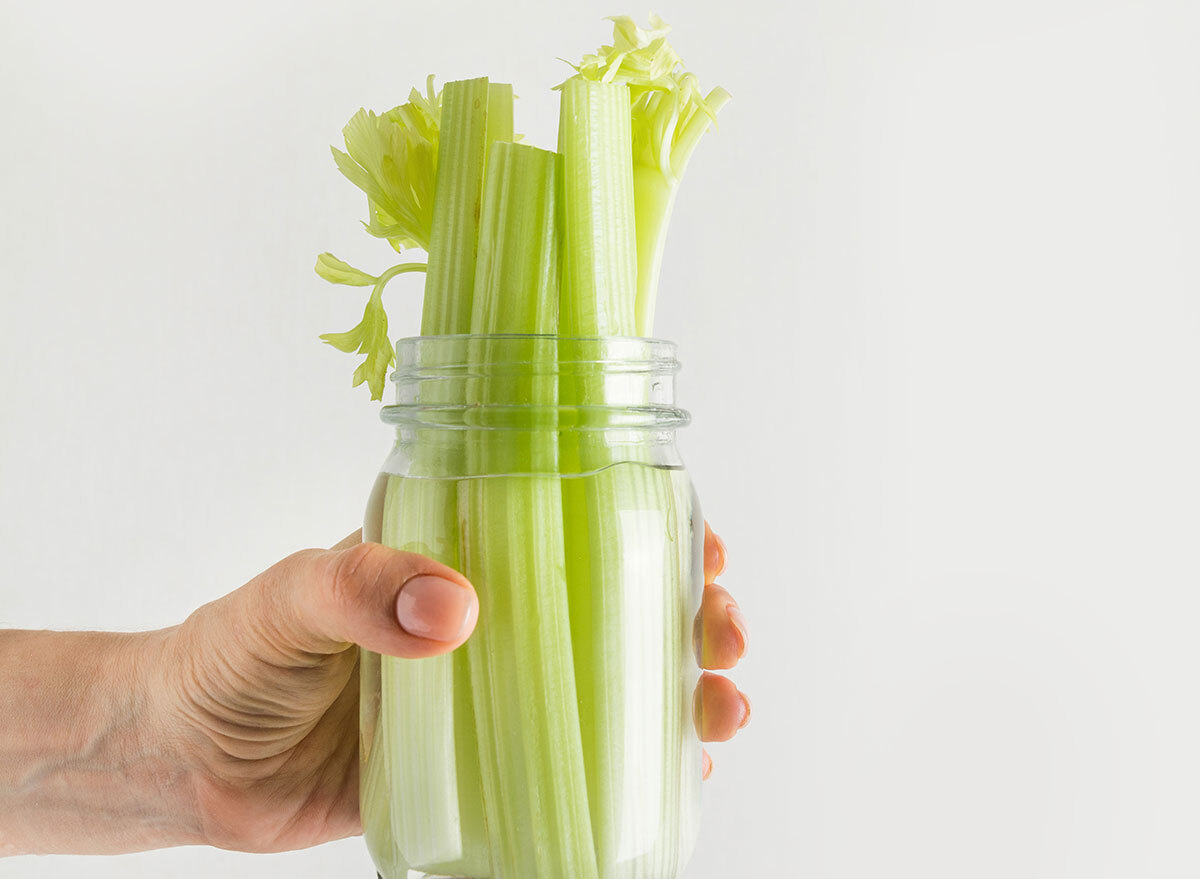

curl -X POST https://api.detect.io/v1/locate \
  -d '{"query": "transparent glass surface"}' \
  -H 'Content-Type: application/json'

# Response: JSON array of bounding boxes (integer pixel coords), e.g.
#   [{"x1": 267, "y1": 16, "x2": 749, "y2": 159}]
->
[{"x1": 360, "y1": 336, "x2": 704, "y2": 879}]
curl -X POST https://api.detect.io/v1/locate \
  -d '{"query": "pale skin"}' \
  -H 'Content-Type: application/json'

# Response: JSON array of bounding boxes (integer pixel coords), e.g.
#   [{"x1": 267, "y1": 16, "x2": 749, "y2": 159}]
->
[{"x1": 0, "y1": 522, "x2": 749, "y2": 857}]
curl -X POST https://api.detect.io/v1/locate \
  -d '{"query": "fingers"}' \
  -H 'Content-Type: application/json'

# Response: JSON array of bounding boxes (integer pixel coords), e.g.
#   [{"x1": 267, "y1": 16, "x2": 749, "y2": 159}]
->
[
  {"x1": 693, "y1": 671, "x2": 751, "y2": 742},
  {"x1": 265, "y1": 542, "x2": 479, "y2": 659},
  {"x1": 698, "y1": 521, "x2": 748, "y2": 669},
  {"x1": 703, "y1": 521, "x2": 727, "y2": 585},
  {"x1": 696, "y1": 520, "x2": 749, "y2": 777},
  {"x1": 694, "y1": 583, "x2": 748, "y2": 670}
]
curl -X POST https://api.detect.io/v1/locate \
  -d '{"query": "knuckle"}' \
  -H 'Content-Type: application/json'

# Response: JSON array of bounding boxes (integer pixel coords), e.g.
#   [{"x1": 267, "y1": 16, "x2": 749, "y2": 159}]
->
[{"x1": 327, "y1": 541, "x2": 403, "y2": 615}]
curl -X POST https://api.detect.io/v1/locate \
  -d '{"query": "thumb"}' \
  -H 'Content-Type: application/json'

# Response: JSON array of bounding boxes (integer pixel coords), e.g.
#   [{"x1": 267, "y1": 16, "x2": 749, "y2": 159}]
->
[{"x1": 267, "y1": 542, "x2": 479, "y2": 658}]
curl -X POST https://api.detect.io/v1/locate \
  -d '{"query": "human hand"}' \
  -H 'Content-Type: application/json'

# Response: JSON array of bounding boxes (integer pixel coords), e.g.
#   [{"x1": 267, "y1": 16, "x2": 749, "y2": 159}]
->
[{"x1": 147, "y1": 523, "x2": 749, "y2": 853}]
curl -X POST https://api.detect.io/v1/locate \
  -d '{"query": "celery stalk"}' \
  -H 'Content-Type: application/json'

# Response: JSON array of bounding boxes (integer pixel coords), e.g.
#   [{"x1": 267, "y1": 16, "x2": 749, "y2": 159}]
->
[
  {"x1": 318, "y1": 20, "x2": 727, "y2": 879},
  {"x1": 378, "y1": 475, "x2": 490, "y2": 877},
  {"x1": 557, "y1": 78, "x2": 638, "y2": 337},
  {"x1": 486, "y1": 82, "x2": 515, "y2": 146},
  {"x1": 556, "y1": 71, "x2": 701, "y2": 877},
  {"x1": 557, "y1": 76, "x2": 641, "y2": 876},
  {"x1": 421, "y1": 77, "x2": 499, "y2": 336},
  {"x1": 631, "y1": 86, "x2": 731, "y2": 336},
  {"x1": 459, "y1": 142, "x2": 599, "y2": 879},
  {"x1": 359, "y1": 648, "x2": 407, "y2": 879},
  {"x1": 469, "y1": 142, "x2": 560, "y2": 337},
  {"x1": 374, "y1": 76, "x2": 514, "y2": 879}
]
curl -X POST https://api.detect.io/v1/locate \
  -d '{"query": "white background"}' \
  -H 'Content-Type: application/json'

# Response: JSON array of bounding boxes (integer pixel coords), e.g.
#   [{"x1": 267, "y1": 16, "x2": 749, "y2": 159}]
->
[{"x1": 2, "y1": 0, "x2": 1198, "y2": 876}]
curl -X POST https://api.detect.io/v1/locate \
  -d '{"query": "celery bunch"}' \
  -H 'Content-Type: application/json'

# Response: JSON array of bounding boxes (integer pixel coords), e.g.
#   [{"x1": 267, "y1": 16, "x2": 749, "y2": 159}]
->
[{"x1": 319, "y1": 15, "x2": 725, "y2": 879}]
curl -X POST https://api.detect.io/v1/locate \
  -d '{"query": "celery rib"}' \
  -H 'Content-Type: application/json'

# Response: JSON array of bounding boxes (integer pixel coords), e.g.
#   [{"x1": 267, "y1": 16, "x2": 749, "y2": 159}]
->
[
  {"x1": 558, "y1": 78, "x2": 638, "y2": 337},
  {"x1": 371, "y1": 76, "x2": 516, "y2": 879},
  {"x1": 460, "y1": 142, "x2": 599, "y2": 879}
]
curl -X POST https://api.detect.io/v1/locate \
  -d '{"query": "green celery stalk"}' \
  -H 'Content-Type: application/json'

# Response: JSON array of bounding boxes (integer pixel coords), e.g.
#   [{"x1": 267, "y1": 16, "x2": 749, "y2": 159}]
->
[
  {"x1": 584, "y1": 462, "x2": 700, "y2": 879},
  {"x1": 421, "y1": 77, "x2": 494, "y2": 335},
  {"x1": 557, "y1": 76, "x2": 638, "y2": 876},
  {"x1": 557, "y1": 77, "x2": 638, "y2": 337},
  {"x1": 459, "y1": 141, "x2": 599, "y2": 879},
  {"x1": 631, "y1": 87, "x2": 731, "y2": 336},
  {"x1": 486, "y1": 82, "x2": 515, "y2": 146},
  {"x1": 359, "y1": 648, "x2": 408, "y2": 879},
  {"x1": 379, "y1": 474, "x2": 491, "y2": 876},
  {"x1": 376, "y1": 77, "x2": 512, "y2": 879},
  {"x1": 556, "y1": 72, "x2": 700, "y2": 877}
]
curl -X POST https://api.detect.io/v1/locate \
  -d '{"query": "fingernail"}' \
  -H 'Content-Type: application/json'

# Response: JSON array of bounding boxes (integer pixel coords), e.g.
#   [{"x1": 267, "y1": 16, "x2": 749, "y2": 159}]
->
[
  {"x1": 726, "y1": 603, "x2": 749, "y2": 659},
  {"x1": 701, "y1": 751, "x2": 713, "y2": 780},
  {"x1": 704, "y1": 522, "x2": 727, "y2": 583},
  {"x1": 738, "y1": 692, "x2": 752, "y2": 729},
  {"x1": 396, "y1": 575, "x2": 474, "y2": 642}
]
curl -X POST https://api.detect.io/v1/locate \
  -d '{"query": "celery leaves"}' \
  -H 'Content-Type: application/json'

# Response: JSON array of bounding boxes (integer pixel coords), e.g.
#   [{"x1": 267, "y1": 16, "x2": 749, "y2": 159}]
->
[
  {"x1": 320, "y1": 78, "x2": 443, "y2": 397},
  {"x1": 333, "y1": 96, "x2": 439, "y2": 252},
  {"x1": 320, "y1": 286, "x2": 393, "y2": 401},
  {"x1": 317, "y1": 258, "x2": 428, "y2": 400},
  {"x1": 560, "y1": 14, "x2": 730, "y2": 334}
]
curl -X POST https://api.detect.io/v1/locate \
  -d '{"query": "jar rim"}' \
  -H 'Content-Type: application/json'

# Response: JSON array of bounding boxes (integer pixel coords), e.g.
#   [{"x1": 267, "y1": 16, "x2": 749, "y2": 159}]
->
[
  {"x1": 382, "y1": 334, "x2": 688, "y2": 431},
  {"x1": 392, "y1": 334, "x2": 679, "y2": 373}
]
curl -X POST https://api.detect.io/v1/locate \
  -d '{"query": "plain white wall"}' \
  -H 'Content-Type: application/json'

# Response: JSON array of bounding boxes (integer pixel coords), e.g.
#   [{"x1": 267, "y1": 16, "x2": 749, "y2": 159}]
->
[{"x1": 2, "y1": 0, "x2": 1198, "y2": 876}]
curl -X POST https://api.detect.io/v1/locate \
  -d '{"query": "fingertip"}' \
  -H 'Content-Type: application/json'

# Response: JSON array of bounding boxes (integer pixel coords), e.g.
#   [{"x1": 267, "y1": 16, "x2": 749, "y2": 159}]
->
[
  {"x1": 395, "y1": 574, "x2": 478, "y2": 647},
  {"x1": 698, "y1": 586, "x2": 748, "y2": 670},
  {"x1": 306, "y1": 542, "x2": 478, "y2": 658},
  {"x1": 694, "y1": 672, "x2": 751, "y2": 742},
  {"x1": 702, "y1": 750, "x2": 713, "y2": 780}
]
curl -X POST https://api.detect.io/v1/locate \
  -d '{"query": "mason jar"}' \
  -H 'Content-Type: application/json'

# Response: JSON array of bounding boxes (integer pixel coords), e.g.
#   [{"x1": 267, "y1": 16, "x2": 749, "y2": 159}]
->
[{"x1": 359, "y1": 335, "x2": 704, "y2": 879}]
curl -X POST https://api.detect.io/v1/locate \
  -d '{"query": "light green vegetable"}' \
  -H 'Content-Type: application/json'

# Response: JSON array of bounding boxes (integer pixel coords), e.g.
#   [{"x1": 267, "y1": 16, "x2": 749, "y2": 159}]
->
[
  {"x1": 459, "y1": 142, "x2": 598, "y2": 879},
  {"x1": 371, "y1": 76, "x2": 512, "y2": 877},
  {"x1": 564, "y1": 13, "x2": 731, "y2": 334},
  {"x1": 421, "y1": 79, "x2": 509, "y2": 336},
  {"x1": 318, "y1": 15, "x2": 726, "y2": 879},
  {"x1": 557, "y1": 77, "x2": 638, "y2": 338},
  {"x1": 317, "y1": 259, "x2": 426, "y2": 400}
]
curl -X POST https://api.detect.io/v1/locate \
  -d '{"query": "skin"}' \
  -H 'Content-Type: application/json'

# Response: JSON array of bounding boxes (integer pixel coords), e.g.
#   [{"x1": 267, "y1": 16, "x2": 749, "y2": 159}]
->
[{"x1": 0, "y1": 523, "x2": 748, "y2": 857}]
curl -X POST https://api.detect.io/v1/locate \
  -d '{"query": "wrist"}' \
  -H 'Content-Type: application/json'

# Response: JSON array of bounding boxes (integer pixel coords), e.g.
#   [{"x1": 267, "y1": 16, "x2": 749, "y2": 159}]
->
[
  {"x1": 115, "y1": 626, "x2": 207, "y2": 850},
  {"x1": 0, "y1": 628, "x2": 204, "y2": 855}
]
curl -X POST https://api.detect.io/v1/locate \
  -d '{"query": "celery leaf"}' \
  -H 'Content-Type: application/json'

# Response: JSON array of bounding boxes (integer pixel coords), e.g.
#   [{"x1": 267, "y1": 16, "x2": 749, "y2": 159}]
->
[
  {"x1": 317, "y1": 261, "x2": 428, "y2": 400},
  {"x1": 320, "y1": 287, "x2": 393, "y2": 401},
  {"x1": 332, "y1": 83, "x2": 441, "y2": 253},
  {"x1": 561, "y1": 15, "x2": 728, "y2": 181},
  {"x1": 315, "y1": 252, "x2": 378, "y2": 286}
]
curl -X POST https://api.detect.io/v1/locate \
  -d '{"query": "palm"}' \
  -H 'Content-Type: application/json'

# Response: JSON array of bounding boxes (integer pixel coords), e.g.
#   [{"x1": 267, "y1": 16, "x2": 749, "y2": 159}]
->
[{"x1": 163, "y1": 611, "x2": 363, "y2": 853}]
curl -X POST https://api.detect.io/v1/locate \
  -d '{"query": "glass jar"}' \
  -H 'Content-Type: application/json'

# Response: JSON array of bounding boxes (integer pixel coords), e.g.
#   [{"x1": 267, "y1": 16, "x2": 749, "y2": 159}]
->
[{"x1": 360, "y1": 335, "x2": 704, "y2": 879}]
